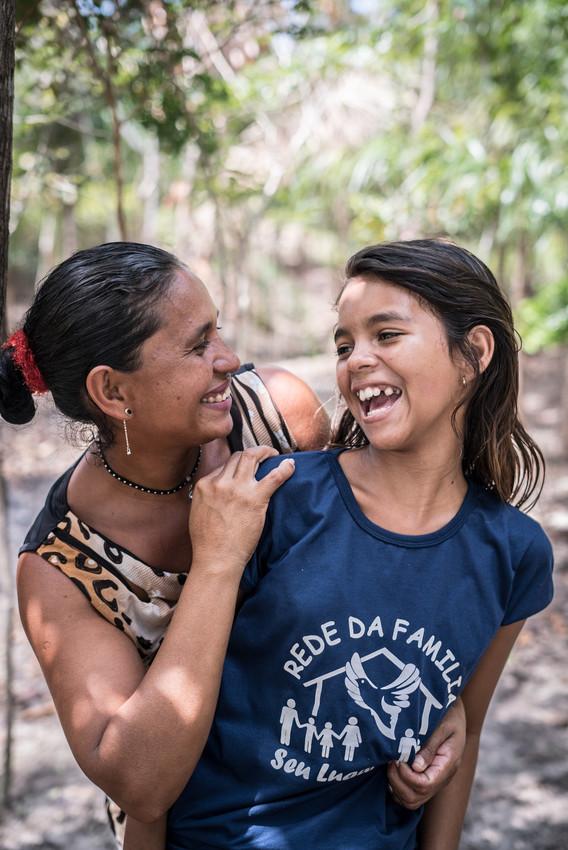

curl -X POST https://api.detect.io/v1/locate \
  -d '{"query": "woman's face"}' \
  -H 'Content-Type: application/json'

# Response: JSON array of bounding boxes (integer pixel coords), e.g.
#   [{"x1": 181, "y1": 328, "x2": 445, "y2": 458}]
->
[
  {"x1": 335, "y1": 276, "x2": 466, "y2": 455},
  {"x1": 124, "y1": 269, "x2": 240, "y2": 449}
]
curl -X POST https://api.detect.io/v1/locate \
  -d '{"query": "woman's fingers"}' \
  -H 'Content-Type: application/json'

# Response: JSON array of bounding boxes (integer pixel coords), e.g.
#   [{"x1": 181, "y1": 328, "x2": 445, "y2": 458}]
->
[
  {"x1": 230, "y1": 445, "x2": 280, "y2": 478},
  {"x1": 206, "y1": 446, "x2": 279, "y2": 480},
  {"x1": 257, "y1": 457, "x2": 296, "y2": 498},
  {"x1": 189, "y1": 448, "x2": 296, "y2": 574}
]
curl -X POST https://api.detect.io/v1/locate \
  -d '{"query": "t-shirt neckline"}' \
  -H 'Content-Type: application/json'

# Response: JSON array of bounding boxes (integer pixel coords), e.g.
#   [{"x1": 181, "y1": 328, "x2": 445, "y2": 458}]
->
[{"x1": 326, "y1": 447, "x2": 477, "y2": 548}]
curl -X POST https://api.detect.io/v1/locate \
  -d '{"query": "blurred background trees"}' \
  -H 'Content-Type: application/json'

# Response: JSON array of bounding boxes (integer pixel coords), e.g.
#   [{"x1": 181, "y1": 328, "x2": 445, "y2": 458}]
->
[{"x1": 8, "y1": 0, "x2": 568, "y2": 364}]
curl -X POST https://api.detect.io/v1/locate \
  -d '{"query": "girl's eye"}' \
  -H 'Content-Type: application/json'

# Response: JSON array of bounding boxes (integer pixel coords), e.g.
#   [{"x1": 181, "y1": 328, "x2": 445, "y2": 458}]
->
[
  {"x1": 335, "y1": 344, "x2": 352, "y2": 358},
  {"x1": 378, "y1": 331, "x2": 402, "y2": 342}
]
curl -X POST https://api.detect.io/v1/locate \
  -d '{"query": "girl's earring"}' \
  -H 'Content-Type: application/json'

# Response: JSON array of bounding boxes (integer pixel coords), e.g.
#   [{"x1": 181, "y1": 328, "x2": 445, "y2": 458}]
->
[
  {"x1": 123, "y1": 408, "x2": 133, "y2": 456},
  {"x1": 461, "y1": 376, "x2": 467, "y2": 387}
]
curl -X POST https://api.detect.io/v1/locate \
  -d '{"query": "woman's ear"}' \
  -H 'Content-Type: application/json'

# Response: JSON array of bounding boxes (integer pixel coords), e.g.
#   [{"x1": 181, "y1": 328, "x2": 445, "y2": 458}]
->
[
  {"x1": 467, "y1": 325, "x2": 495, "y2": 376},
  {"x1": 85, "y1": 365, "x2": 130, "y2": 420}
]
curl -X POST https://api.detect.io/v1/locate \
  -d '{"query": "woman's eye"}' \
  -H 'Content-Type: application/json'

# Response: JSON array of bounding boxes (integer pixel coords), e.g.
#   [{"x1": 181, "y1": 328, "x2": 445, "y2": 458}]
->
[
  {"x1": 186, "y1": 339, "x2": 210, "y2": 356},
  {"x1": 378, "y1": 331, "x2": 401, "y2": 342}
]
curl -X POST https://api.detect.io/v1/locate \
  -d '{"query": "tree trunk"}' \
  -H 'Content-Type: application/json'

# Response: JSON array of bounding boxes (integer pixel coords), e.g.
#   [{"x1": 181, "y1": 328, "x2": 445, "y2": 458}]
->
[
  {"x1": 36, "y1": 208, "x2": 57, "y2": 284},
  {"x1": 0, "y1": 0, "x2": 15, "y2": 340},
  {"x1": 0, "y1": 0, "x2": 16, "y2": 816}
]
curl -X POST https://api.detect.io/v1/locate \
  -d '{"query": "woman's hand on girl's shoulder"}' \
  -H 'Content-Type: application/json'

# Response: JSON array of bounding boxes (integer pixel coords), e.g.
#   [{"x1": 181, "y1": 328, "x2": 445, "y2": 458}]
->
[{"x1": 189, "y1": 445, "x2": 295, "y2": 574}]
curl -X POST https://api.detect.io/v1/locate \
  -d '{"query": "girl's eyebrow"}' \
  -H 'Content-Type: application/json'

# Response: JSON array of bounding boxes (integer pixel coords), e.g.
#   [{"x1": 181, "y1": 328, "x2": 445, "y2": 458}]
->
[{"x1": 333, "y1": 312, "x2": 412, "y2": 342}]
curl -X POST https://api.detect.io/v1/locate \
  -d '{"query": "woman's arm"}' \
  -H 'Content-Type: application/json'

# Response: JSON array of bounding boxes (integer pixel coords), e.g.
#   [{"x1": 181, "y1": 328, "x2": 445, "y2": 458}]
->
[
  {"x1": 123, "y1": 814, "x2": 166, "y2": 850},
  {"x1": 417, "y1": 620, "x2": 526, "y2": 850},
  {"x1": 18, "y1": 446, "x2": 295, "y2": 823}
]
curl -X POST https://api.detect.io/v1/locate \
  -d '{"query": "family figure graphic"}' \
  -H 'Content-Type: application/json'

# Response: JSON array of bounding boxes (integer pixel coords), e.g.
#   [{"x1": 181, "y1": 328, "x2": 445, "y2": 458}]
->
[{"x1": 279, "y1": 698, "x2": 421, "y2": 763}]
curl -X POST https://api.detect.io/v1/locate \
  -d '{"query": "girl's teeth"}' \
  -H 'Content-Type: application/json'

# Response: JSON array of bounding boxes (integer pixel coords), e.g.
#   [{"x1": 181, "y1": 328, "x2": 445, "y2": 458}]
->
[{"x1": 356, "y1": 386, "x2": 400, "y2": 401}]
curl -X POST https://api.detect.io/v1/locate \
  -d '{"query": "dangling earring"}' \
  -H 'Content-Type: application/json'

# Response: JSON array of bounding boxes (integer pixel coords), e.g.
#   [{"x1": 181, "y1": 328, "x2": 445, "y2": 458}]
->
[{"x1": 123, "y1": 408, "x2": 133, "y2": 456}]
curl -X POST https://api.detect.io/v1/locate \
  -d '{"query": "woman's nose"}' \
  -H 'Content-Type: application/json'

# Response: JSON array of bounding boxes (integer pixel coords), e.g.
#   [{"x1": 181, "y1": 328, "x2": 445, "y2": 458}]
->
[{"x1": 215, "y1": 340, "x2": 241, "y2": 374}]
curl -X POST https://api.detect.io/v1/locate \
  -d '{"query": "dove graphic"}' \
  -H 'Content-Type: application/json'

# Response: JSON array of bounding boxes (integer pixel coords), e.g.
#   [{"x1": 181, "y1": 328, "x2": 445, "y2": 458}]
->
[{"x1": 344, "y1": 652, "x2": 421, "y2": 740}]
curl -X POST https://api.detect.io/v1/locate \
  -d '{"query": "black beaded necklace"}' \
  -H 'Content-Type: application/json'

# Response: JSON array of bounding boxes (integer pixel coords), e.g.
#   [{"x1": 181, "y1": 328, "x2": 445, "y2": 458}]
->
[{"x1": 97, "y1": 445, "x2": 202, "y2": 498}]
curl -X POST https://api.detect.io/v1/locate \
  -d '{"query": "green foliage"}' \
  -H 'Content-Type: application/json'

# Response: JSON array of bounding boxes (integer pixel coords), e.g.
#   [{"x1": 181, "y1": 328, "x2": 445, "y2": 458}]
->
[
  {"x1": 9, "y1": 0, "x2": 568, "y2": 357},
  {"x1": 518, "y1": 278, "x2": 568, "y2": 352}
]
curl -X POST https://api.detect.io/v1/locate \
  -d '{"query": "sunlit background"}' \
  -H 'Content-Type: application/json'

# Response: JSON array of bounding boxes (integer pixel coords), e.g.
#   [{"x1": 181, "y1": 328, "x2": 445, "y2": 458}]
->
[{"x1": 9, "y1": 0, "x2": 568, "y2": 361}]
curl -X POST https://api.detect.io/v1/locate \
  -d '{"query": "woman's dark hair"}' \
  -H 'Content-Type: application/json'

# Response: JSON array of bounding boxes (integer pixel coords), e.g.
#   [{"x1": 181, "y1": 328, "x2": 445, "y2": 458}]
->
[
  {"x1": 331, "y1": 239, "x2": 544, "y2": 509},
  {"x1": 0, "y1": 242, "x2": 185, "y2": 444}
]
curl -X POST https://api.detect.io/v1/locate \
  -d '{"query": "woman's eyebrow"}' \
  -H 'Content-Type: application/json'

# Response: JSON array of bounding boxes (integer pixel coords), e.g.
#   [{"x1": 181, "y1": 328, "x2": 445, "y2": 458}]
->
[
  {"x1": 184, "y1": 320, "x2": 214, "y2": 346},
  {"x1": 334, "y1": 311, "x2": 412, "y2": 342}
]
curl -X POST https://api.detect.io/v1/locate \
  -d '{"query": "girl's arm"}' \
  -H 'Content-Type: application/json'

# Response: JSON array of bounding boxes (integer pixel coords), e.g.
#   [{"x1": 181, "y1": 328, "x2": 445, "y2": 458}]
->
[
  {"x1": 18, "y1": 446, "x2": 295, "y2": 824},
  {"x1": 417, "y1": 619, "x2": 526, "y2": 850}
]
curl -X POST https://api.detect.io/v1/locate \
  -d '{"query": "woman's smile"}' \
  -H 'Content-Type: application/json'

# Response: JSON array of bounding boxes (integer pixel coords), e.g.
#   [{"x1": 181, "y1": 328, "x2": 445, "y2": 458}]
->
[{"x1": 200, "y1": 379, "x2": 233, "y2": 410}]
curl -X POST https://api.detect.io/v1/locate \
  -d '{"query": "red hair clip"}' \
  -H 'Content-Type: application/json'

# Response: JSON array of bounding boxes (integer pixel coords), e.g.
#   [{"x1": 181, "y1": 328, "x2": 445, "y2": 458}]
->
[{"x1": 2, "y1": 329, "x2": 49, "y2": 394}]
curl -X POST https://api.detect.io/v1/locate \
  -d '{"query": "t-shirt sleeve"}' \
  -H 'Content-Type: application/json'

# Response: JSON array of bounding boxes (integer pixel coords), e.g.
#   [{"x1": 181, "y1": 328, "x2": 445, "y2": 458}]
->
[{"x1": 502, "y1": 526, "x2": 554, "y2": 626}]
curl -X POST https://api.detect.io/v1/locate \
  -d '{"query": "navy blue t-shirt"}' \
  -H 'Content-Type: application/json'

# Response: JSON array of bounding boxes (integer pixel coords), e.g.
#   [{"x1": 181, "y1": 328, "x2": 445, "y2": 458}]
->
[{"x1": 168, "y1": 450, "x2": 553, "y2": 850}]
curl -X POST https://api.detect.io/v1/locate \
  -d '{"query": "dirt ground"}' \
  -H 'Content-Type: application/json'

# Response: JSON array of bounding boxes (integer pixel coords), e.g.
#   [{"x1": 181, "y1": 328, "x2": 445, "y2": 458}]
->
[{"x1": 0, "y1": 351, "x2": 566, "y2": 850}]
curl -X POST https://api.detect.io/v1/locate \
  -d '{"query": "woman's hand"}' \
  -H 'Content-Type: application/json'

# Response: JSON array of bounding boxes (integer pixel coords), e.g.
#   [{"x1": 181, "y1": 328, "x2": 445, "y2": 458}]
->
[
  {"x1": 386, "y1": 697, "x2": 466, "y2": 809},
  {"x1": 190, "y1": 446, "x2": 295, "y2": 573}
]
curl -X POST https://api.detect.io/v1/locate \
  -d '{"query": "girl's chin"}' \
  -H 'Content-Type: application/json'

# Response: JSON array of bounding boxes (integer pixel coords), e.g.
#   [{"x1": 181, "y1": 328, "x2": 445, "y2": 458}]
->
[{"x1": 356, "y1": 422, "x2": 407, "y2": 453}]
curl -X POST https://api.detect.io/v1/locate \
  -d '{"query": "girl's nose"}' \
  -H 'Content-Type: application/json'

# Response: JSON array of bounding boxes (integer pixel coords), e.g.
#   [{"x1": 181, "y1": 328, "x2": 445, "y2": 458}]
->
[{"x1": 347, "y1": 345, "x2": 377, "y2": 372}]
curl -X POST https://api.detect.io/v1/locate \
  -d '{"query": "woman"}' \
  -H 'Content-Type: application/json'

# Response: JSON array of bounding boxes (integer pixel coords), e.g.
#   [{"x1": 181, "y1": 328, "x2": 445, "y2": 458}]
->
[
  {"x1": 164, "y1": 240, "x2": 553, "y2": 849},
  {"x1": 1, "y1": 242, "x2": 464, "y2": 847}
]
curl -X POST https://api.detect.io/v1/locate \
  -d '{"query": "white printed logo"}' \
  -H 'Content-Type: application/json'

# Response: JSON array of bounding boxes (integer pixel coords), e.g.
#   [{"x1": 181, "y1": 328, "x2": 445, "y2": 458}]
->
[{"x1": 270, "y1": 614, "x2": 462, "y2": 783}]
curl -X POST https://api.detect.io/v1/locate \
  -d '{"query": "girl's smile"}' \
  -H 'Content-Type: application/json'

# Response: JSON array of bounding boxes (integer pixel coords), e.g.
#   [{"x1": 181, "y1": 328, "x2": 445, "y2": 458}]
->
[{"x1": 353, "y1": 383, "x2": 403, "y2": 421}]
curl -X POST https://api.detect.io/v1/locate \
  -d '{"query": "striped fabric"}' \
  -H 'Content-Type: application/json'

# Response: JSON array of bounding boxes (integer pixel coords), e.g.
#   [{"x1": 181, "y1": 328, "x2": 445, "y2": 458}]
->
[{"x1": 229, "y1": 364, "x2": 296, "y2": 452}]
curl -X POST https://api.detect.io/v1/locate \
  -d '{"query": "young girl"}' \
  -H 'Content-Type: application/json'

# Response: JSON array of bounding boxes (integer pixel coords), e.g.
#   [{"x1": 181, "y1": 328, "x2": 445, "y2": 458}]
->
[{"x1": 163, "y1": 240, "x2": 553, "y2": 849}]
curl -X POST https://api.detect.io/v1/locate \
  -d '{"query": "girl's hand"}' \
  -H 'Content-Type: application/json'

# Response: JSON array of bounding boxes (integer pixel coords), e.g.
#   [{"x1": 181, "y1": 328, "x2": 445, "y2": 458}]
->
[
  {"x1": 386, "y1": 697, "x2": 466, "y2": 809},
  {"x1": 190, "y1": 446, "x2": 295, "y2": 574}
]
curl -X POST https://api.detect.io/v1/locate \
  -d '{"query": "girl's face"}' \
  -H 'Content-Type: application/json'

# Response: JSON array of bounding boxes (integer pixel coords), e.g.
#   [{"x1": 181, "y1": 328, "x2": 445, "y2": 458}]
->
[
  {"x1": 335, "y1": 276, "x2": 466, "y2": 455},
  {"x1": 123, "y1": 269, "x2": 241, "y2": 449}
]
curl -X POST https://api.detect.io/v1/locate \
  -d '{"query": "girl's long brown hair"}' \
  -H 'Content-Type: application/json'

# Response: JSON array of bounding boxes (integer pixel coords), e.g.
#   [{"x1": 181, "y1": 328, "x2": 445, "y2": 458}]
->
[{"x1": 330, "y1": 239, "x2": 544, "y2": 510}]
